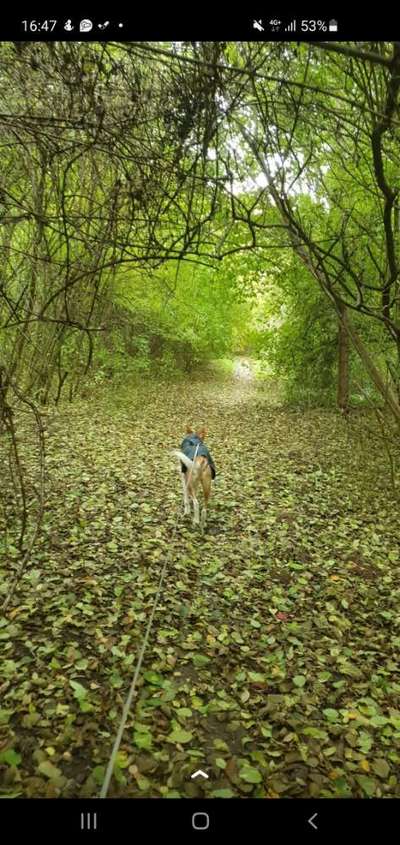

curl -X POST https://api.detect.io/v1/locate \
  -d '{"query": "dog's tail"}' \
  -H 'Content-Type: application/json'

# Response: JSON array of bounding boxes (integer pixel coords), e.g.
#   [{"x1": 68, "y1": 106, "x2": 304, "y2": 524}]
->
[{"x1": 171, "y1": 449, "x2": 194, "y2": 471}]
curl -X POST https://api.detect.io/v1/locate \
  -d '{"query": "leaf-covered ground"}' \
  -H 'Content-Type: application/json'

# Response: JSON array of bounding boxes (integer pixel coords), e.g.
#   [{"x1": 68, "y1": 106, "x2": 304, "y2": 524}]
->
[{"x1": 1, "y1": 369, "x2": 400, "y2": 798}]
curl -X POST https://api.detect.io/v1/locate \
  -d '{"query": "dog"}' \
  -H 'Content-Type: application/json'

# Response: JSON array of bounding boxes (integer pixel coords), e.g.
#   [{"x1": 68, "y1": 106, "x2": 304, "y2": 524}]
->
[{"x1": 171, "y1": 426, "x2": 216, "y2": 528}]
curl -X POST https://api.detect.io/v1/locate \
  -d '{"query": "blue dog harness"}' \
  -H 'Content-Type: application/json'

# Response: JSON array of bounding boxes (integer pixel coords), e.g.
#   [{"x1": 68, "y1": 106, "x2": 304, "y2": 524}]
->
[{"x1": 180, "y1": 434, "x2": 216, "y2": 479}]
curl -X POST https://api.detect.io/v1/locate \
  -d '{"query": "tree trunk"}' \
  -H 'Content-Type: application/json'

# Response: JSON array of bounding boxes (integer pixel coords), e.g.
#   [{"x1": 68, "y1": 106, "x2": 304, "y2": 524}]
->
[
  {"x1": 337, "y1": 304, "x2": 349, "y2": 411},
  {"x1": 342, "y1": 311, "x2": 400, "y2": 426}
]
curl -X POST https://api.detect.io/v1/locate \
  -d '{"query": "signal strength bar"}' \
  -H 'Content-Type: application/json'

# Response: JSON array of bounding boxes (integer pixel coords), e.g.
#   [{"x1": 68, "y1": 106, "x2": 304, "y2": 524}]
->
[{"x1": 285, "y1": 20, "x2": 296, "y2": 32}]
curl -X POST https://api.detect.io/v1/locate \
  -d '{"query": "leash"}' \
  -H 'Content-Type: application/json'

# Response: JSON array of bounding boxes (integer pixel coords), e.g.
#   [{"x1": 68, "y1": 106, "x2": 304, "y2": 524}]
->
[
  {"x1": 188, "y1": 441, "x2": 200, "y2": 481},
  {"x1": 100, "y1": 442, "x2": 200, "y2": 798},
  {"x1": 100, "y1": 507, "x2": 181, "y2": 798}
]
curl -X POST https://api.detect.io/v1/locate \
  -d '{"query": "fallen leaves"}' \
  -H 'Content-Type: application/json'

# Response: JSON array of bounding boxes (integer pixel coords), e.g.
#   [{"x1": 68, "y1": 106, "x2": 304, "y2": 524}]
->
[{"x1": 0, "y1": 378, "x2": 399, "y2": 798}]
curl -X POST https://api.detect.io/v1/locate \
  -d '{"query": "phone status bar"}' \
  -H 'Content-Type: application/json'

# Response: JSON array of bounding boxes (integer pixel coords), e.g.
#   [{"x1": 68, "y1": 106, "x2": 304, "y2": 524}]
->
[{"x1": 5, "y1": 14, "x2": 395, "y2": 40}]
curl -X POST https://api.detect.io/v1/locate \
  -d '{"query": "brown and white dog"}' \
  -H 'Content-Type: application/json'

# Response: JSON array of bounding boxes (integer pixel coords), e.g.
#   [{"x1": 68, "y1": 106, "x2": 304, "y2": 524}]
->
[{"x1": 171, "y1": 426, "x2": 215, "y2": 528}]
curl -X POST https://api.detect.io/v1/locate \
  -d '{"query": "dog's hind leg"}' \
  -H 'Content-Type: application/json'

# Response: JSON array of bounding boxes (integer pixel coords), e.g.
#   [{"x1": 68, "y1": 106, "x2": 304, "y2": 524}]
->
[
  {"x1": 192, "y1": 494, "x2": 200, "y2": 526},
  {"x1": 181, "y1": 472, "x2": 190, "y2": 515},
  {"x1": 200, "y1": 466, "x2": 211, "y2": 530}
]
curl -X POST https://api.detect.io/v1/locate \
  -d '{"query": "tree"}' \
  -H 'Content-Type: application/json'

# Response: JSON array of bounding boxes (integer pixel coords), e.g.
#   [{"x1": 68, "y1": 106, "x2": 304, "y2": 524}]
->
[{"x1": 211, "y1": 41, "x2": 400, "y2": 420}]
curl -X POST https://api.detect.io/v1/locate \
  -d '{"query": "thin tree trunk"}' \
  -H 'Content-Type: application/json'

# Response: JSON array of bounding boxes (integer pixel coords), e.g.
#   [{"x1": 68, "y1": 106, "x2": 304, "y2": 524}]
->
[
  {"x1": 337, "y1": 303, "x2": 349, "y2": 411},
  {"x1": 342, "y1": 312, "x2": 400, "y2": 425}
]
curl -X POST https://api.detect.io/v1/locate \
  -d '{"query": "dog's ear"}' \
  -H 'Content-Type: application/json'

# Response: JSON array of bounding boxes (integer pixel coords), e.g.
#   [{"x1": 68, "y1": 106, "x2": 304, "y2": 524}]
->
[{"x1": 185, "y1": 425, "x2": 193, "y2": 434}]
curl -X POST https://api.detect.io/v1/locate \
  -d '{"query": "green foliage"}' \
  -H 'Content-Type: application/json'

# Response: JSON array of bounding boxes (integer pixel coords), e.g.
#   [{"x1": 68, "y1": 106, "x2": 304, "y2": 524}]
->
[
  {"x1": 244, "y1": 250, "x2": 338, "y2": 405},
  {"x1": 88, "y1": 258, "x2": 250, "y2": 383}
]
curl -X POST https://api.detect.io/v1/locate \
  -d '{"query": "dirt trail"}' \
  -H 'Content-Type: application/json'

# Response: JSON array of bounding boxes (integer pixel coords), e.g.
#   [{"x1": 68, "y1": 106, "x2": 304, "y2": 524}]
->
[{"x1": 1, "y1": 373, "x2": 399, "y2": 798}]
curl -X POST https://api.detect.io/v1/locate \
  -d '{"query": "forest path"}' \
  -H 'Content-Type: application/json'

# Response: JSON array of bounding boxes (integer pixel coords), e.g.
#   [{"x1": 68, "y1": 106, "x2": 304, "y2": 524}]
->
[{"x1": 1, "y1": 373, "x2": 399, "y2": 798}]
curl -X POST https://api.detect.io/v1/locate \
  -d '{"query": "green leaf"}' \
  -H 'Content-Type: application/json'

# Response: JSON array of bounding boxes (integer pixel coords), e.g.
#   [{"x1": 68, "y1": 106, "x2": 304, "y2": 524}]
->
[
  {"x1": 143, "y1": 671, "x2": 164, "y2": 687},
  {"x1": 323, "y1": 708, "x2": 339, "y2": 722},
  {"x1": 38, "y1": 761, "x2": 62, "y2": 779},
  {"x1": 318, "y1": 671, "x2": 332, "y2": 682},
  {"x1": 133, "y1": 731, "x2": 153, "y2": 750},
  {"x1": 79, "y1": 699, "x2": 95, "y2": 713},
  {"x1": 0, "y1": 788, "x2": 23, "y2": 797},
  {"x1": 133, "y1": 721, "x2": 151, "y2": 732},
  {"x1": 177, "y1": 708, "x2": 192, "y2": 719},
  {"x1": 0, "y1": 710, "x2": 13, "y2": 725},
  {"x1": 167, "y1": 727, "x2": 193, "y2": 744},
  {"x1": 333, "y1": 776, "x2": 352, "y2": 796},
  {"x1": 372, "y1": 758, "x2": 390, "y2": 778},
  {"x1": 115, "y1": 751, "x2": 129, "y2": 769},
  {"x1": 22, "y1": 712, "x2": 41, "y2": 728},
  {"x1": 211, "y1": 788, "x2": 235, "y2": 798},
  {"x1": 70, "y1": 680, "x2": 88, "y2": 700},
  {"x1": 293, "y1": 675, "x2": 306, "y2": 688},
  {"x1": 213, "y1": 739, "x2": 229, "y2": 751},
  {"x1": 136, "y1": 774, "x2": 150, "y2": 791},
  {"x1": 92, "y1": 765, "x2": 106, "y2": 785},
  {"x1": 3, "y1": 660, "x2": 18, "y2": 676},
  {"x1": 303, "y1": 727, "x2": 328, "y2": 740},
  {"x1": 358, "y1": 732, "x2": 373, "y2": 752},
  {"x1": 248, "y1": 671, "x2": 266, "y2": 683},
  {"x1": 356, "y1": 775, "x2": 376, "y2": 797},
  {"x1": 239, "y1": 766, "x2": 262, "y2": 784},
  {"x1": 192, "y1": 654, "x2": 211, "y2": 667},
  {"x1": 0, "y1": 749, "x2": 22, "y2": 767},
  {"x1": 370, "y1": 715, "x2": 387, "y2": 727}
]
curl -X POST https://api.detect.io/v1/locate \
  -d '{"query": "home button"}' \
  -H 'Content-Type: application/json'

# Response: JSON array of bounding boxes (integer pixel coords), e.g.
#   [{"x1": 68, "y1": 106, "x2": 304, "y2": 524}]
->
[{"x1": 192, "y1": 812, "x2": 210, "y2": 830}]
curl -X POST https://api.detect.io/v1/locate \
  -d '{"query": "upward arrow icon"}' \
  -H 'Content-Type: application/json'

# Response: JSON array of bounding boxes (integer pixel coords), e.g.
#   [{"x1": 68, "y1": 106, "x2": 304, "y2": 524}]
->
[{"x1": 191, "y1": 769, "x2": 209, "y2": 780}]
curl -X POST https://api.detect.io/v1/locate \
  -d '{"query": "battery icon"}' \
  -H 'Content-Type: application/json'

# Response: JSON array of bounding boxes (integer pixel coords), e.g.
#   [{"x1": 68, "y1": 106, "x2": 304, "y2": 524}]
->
[{"x1": 329, "y1": 19, "x2": 338, "y2": 31}]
